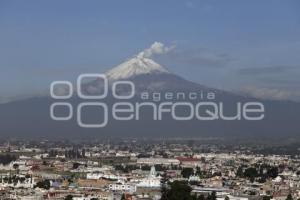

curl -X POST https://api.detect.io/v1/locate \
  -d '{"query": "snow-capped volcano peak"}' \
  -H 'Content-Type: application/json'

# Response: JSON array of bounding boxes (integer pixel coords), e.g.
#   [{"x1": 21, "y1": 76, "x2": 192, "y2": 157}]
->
[{"x1": 105, "y1": 56, "x2": 170, "y2": 80}]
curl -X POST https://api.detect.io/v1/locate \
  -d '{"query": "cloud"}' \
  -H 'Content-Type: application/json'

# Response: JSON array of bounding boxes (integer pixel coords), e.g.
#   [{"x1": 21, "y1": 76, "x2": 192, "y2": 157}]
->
[
  {"x1": 239, "y1": 86, "x2": 300, "y2": 102},
  {"x1": 160, "y1": 48, "x2": 233, "y2": 68},
  {"x1": 236, "y1": 66, "x2": 300, "y2": 101},
  {"x1": 137, "y1": 43, "x2": 233, "y2": 68},
  {"x1": 185, "y1": 1, "x2": 195, "y2": 9},
  {"x1": 260, "y1": 78, "x2": 300, "y2": 87},
  {"x1": 237, "y1": 66, "x2": 294, "y2": 76},
  {"x1": 138, "y1": 42, "x2": 175, "y2": 58}
]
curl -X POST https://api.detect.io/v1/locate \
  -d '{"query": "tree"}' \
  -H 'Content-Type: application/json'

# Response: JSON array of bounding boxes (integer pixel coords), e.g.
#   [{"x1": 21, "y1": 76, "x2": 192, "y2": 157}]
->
[
  {"x1": 207, "y1": 191, "x2": 217, "y2": 200},
  {"x1": 196, "y1": 167, "x2": 202, "y2": 176},
  {"x1": 81, "y1": 148, "x2": 86, "y2": 158},
  {"x1": 35, "y1": 180, "x2": 50, "y2": 190},
  {"x1": 121, "y1": 194, "x2": 126, "y2": 200},
  {"x1": 244, "y1": 167, "x2": 258, "y2": 182},
  {"x1": 263, "y1": 196, "x2": 271, "y2": 200},
  {"x1": 198, "y1": 195, "x2": 205, "y2": 200},
  {"x1": 141, "y1": 165, "x2": 151, "y2": 171},
  {"x1": 13, "y1": 163, "x2": 19, "y2": 170},
  {"x1": 267, "y1": 167, "x2": 278, "y2": 179},
  {"x1": 72, "y1": 162, "x2": 80, "y2": 170},
  {"x1": 236, "y1": 166, "x2": 244, "y2": 177},
  {"x1": 0, "y1": 154, "x2": 17, "y2": 165},
  {"x1": 161, "y1": 181, "x2": 193, "y2": 200},
  {"x1": 286, "y1": 194, "x2": 293, "y2": 200},
  {"x1": 13, "y1": 163, "x2": 19, "y2": 174},
  {"x1": 65, "y1": 195, "x2": 73, "y2": 200},
  {"x1": 168, "y1": 181, "x2": 192, "y2": 200},
  {"x1": 161, "y1": 173, "x2": 169, "y2": 200},
  {"x1": 181, "y1": 168, "x2": 194, "y2": 178},
  {"x1": 155, "y1": 164, "x2": 167, "y2": 171}
]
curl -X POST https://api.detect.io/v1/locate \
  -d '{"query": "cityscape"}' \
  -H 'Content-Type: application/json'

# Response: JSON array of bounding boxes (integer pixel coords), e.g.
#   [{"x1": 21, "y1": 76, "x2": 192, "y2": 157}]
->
[
  {"x1": 1, "y1": 0, "x2": 300, "y2": 199},
  {"x1": 0, "y1": 139, "x2": 299, "y2": 200}
]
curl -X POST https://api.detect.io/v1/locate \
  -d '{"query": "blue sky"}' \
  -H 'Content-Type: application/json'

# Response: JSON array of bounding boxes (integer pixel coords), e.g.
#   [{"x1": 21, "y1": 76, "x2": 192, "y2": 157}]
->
[{"x1": 0, "y1": 0, "x2": 300, "y2": 101}]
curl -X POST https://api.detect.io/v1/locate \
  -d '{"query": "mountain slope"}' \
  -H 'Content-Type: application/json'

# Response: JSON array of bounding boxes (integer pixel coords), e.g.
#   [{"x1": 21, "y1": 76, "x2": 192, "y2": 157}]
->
[
  {"x1": 0, "y1": 57, "x2": 299, "y2": 140},
  {"x1": 105, "y1": 56, "x2": 169, "y2": 80},
  {"x1": 87, "y1": 56, "x2": 220, "y2": 95}
]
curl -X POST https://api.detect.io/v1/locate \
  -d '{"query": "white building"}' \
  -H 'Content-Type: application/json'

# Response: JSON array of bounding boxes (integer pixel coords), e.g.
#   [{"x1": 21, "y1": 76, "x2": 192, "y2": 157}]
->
[
  {"x1": 137, "y1": 158, "x2": 180, "y2": 166},
  {"x1": 136, "y1": 166, "x2": 161, "y2": 188}
]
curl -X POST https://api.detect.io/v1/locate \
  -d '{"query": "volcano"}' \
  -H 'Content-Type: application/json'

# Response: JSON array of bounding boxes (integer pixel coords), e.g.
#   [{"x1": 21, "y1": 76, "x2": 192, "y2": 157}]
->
[
  {"x1": 0, "y1": 55, "x2": 299, "y2": 140},
  {"x1": 83, "y1": 55, "x2": 218, "y2": 96}
]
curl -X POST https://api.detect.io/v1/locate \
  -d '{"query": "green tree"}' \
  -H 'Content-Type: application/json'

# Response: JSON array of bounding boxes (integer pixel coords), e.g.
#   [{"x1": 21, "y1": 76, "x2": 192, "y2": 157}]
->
[
  {"x1": 286, "y1": 194, "x2": 293, "y2": 200},
  {"x1": 198, "y1": 194, "x2": 205, "y2": 200},
  {"x1": 182, "y1": 168, "x2": 194, "y2": 178},
  {"x1": 196, "y1": 166, "x2": 202, "y2": 176},
  {"x1": 13, "y1": 163, "x2": 19, "y2": 174},
  {"x1": 65, "y1": 195, "x2": 73, "y2": 200},
  {"x1": 72, "y1": 162, "x2": 80, "y2": 169},
  {"x1": 207, "y1": 191, "x2": 217, "y2": 200},
  {"x1": 236, "y1": 166, "x2": 244, "y2": 177},
  {"x1": 161, "y1": 173, "x2": 169, "y2": 200},
  {"x1": 13, "y1": 163, "x2": 19, "y2": 170},
  {"x1": 0, "y1": 154, "x2": 17, "y2": 165},
  {"x1": 161, "y1": 181, "x2": 197, "y2": 200},
  {"x1": 267, "y1": 167, "x2": 278, "y2": 179},
  {"x1": 244, "y1": 167, "x2": 258, "y2": 182},
  {"x1": 121, "y1": 194, "x2": 126, "y2": 200},
  {"x1": 35, "y1": 180, "x2": 50, "y2": 190},
  {"x1": 161, "y1": 181, "x2": 193, "y2": 200},
  {"x1": 263, "y1": 196, "x2": 271, "y2": 200},
  {"x1": 141, "y1": 165, "x2": 151, "y2": 171}
]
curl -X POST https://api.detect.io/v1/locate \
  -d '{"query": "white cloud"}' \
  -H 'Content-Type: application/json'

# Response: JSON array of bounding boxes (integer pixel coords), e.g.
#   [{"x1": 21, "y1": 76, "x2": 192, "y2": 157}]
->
[
  {"x1": 138, "y1": 42, "x2": 175, "y2": 58},
  {"x1": 240, "y1": 86, "x2": 300, "y2": 102},
  {"x1": 158, "y1": 47, "x2": 233, "y2": 68}
]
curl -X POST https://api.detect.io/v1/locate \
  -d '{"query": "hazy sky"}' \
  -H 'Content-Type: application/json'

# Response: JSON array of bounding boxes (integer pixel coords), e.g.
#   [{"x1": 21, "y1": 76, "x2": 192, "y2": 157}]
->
[{"x1": 1, "y1": 0, "x2": 300, "y2": 101}]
